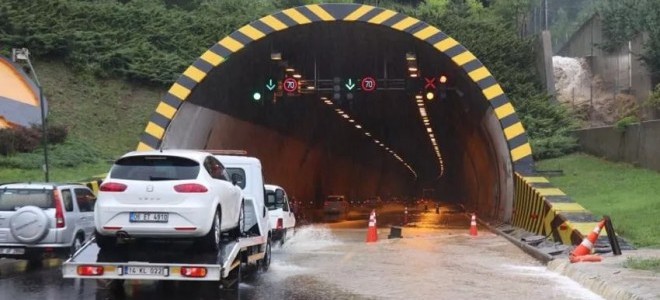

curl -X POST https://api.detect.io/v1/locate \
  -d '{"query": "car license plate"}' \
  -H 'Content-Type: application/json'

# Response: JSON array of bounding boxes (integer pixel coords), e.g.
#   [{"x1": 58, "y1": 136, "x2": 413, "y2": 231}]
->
[
  {"x1": 0, "y1": 247, "x2": 25, "y2": 255},
  {"x1": 129, "y1": 212, "x2": 169, "y2": 223},
  {"x1": 122, "y1": 266, "x2": 169, "y2": 277}
]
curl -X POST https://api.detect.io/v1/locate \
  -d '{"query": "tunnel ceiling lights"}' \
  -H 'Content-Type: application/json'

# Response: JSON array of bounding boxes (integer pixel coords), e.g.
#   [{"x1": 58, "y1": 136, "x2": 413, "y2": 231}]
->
[
  {"x1": 319, "y1": 96, "x2": 417, "y2": 179},
  {"x1": 270, "y1": 52, "x2": 282, "y2": 61},
  {"x1": 415, "y1": 94, "x2": 445, "y2": 177}
]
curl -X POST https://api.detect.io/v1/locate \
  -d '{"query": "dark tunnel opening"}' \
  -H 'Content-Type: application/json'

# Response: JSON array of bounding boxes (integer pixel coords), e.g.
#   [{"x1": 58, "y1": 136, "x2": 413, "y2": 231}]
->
[{"x1": 161, "y1": 21, "x2": 514, "y2": 222}]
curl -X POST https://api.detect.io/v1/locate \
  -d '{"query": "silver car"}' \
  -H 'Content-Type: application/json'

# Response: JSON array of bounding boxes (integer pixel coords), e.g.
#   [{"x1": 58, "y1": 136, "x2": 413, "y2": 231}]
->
[{"x1": 0, "y1": 183, "x2": 96, "y2": 262}]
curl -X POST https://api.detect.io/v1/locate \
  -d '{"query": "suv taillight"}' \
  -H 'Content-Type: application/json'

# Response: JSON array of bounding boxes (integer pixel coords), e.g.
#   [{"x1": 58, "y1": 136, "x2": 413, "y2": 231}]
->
[
  {"x1": 53, "y1": 190, "x2": 65, "y2": 228},
  {"x1": 174, "y1": 183, "x2": 208, "y2": 193},
  {"x1": 276, "y1": 218, "x2": 283, "y2": 230},
  {"x1": 99, "y1": 182, "x2": 127, "y2": 192}
]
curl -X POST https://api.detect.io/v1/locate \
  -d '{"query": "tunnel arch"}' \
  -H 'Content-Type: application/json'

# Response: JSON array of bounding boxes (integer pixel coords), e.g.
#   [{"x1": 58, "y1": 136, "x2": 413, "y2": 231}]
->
[
  {"x1": 131, "y1": 3, "x2": 553, "y2": 226},
  {"x1": 137, "y1": 3, "x2": 534, "y2": 173}
]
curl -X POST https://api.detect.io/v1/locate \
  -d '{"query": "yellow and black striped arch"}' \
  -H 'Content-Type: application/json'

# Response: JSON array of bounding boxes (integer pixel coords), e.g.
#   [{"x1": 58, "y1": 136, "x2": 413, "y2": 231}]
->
[{"x1": 137, "y1": 3, "x2": 534, "y2": 173}]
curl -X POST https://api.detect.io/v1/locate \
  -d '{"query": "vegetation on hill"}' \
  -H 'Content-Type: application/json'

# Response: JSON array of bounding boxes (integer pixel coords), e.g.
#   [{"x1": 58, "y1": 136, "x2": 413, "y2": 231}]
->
[{"x1": 0, "y1": 0, "x2": 577, "y2": 177}]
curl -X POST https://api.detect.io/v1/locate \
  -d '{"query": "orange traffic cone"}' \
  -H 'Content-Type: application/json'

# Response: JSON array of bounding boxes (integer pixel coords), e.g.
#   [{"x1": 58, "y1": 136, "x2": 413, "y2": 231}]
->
[
  {"x1": 469, "y1": 213, "x2": 478, "y2": 236},
  {"x1": 366, "y1": 209, "x2": 378, "y2": 243},
  {"x1": 569, "y1": 220, "x2": 605, "y2": 263}
]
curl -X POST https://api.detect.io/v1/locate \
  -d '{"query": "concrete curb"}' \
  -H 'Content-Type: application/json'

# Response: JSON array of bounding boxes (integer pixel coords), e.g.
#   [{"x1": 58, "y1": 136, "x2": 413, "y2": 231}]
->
[
  {"x1": 547, "y1": 259, "x2": 645, "y2": 300},
  {"x1": 481, "y1": 221, "x2": 554, "y2": 264}
]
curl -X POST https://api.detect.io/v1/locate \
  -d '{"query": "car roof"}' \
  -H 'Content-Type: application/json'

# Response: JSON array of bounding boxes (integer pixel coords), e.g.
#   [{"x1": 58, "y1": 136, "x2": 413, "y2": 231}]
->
[
  {"x1": 264, "y1": 184, "x2": 284, "y2": 191},
  {"x1": 119, "y1": 149, "x2": 212, "y2": 162}
]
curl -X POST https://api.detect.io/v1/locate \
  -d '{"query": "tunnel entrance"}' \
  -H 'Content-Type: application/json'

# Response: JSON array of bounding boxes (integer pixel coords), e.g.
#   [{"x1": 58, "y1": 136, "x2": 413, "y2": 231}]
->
[{"x1": 138, "y1": 4, "x2": 534, "y2": 223}]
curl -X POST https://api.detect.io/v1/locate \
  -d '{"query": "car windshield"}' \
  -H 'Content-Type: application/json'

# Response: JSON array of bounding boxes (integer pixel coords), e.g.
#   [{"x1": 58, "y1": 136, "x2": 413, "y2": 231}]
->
[
  {"x1": 265, "y1": 190, "x2": 284, "y2": 210},
  {"x1": 0, "y1": 188, "x2": 54, "y2": 211},
  {"x1": 110, "y1": 155, "x2": 200, "y2": 181}
]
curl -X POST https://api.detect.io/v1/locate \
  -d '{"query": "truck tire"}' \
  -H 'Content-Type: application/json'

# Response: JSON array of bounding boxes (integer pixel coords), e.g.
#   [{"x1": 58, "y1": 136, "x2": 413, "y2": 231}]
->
[
  {"x1": 95, "y1": 231, "x2": 116, "y2": 249},
  {"x1": 259, "y1": 238, "x2": 272, "y2": 272},
  {"x1": 200, "y1": 209, "x2": 221, "y2": 252}
]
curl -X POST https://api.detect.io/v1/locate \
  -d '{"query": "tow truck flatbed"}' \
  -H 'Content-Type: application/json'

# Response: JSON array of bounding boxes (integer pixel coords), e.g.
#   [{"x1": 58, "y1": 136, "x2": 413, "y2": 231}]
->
[{"x1": 62, "y1": 234, "x2": 266, "y2": 281}]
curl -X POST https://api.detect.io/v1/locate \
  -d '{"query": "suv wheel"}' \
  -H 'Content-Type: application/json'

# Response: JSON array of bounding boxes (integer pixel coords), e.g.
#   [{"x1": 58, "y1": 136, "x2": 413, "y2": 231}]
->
[
  {"x1": 200, "y1": 209, "x2": 221, "y2": 252},
  {"x1": 95, "y1": 231, "x2": 116, "y2": 249}
]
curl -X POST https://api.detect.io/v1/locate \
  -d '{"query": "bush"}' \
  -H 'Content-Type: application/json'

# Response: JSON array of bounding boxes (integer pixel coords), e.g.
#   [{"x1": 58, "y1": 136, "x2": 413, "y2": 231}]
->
[
  {"x1": 0, "y1": 138, "x2": 101, "y2": 169},
  {"x1": 0, "y1": 124, "x2": 68, "y2": 155},
  {"x1": 614, "y1": 115, "x2": 639, "y2": 132}
]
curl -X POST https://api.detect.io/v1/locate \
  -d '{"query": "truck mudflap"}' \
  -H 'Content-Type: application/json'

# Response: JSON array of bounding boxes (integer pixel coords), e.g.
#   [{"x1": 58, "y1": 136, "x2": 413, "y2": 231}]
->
[{"x1": 62, "y1": 235, "x2": 265, "y2": 281}]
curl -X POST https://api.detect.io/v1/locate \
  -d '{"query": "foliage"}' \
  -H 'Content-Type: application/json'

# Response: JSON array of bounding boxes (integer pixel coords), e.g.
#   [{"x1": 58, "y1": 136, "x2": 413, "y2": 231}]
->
[
  {"x1": 623, "y1": 257, "x2": 660, "y2": 272},
  {"x1": 614, "y1": 115, "x2": 639, "y2": 132},
  {"x1": 0, "y1": 124, "x2": 68, "y2": 155},
  {"x1": 538, "y1": 153, "x2": 660, "y2": 247},
  {"x1": 644, "y1": 83, "x2": 660, "y2": 110},
  {"x1": 598, "y1": 0, "x2": 660, "y2": 81},
  {"x1": 0, "y1": 0, "x2": 579, "y2": 162},
  {"x1": 0, "y1": 138, "x2": 101, "y2": 169}
]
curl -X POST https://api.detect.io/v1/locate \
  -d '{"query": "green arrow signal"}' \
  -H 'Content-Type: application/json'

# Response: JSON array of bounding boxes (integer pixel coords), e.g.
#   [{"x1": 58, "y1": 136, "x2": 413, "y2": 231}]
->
[
  {"x1": 345, "y1": 78, "x2": 356, "y2": 91},
  {"x1": 266, "y1": 79, "x2": 276, "y2": 91}
]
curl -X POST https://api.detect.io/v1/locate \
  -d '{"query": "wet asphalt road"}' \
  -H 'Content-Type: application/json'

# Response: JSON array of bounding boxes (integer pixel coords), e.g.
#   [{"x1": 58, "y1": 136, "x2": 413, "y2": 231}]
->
[{"x1": 0, "y1": 203, "x2": 604, "y2": 300}]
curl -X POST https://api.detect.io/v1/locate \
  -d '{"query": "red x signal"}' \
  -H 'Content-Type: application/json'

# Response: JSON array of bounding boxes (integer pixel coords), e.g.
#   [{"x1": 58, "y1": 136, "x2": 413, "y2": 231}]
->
[{"x1": 424, "y1": 77, "x2": 436, "y2": 89}]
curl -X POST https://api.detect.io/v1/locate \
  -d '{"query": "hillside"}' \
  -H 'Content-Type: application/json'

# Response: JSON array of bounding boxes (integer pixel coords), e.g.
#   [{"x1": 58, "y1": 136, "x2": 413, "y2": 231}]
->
[{"x1": 0, "y1": 60, "x2": 160, "y2": 181}]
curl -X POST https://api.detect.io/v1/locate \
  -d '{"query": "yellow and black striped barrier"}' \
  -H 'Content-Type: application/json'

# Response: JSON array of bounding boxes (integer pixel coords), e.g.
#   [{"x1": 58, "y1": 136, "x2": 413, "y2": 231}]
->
[
  {"x1": 137, "y1": 3, "x2": 534, "y2": 174},
  {"x1": 513, "y1": 173, "x2": 604, "y2": 245}
]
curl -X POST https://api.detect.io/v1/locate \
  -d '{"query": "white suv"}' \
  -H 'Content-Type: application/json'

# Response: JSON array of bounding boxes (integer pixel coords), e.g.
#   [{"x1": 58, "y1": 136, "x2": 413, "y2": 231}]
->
[
  {"x1": 0, "y1": 183, "x2": 96, "y2": 262},
  {"x1": 94, "y1": 150, "x2": 243, "y2": 251}
]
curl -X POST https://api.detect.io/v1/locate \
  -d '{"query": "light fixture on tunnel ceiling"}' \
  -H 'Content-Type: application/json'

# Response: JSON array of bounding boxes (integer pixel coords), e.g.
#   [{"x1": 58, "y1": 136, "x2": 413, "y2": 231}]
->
[
  {"x1": 409, "y1": 72, "x2": 418, "y2": 78},
  {"x1": 271, "y1": 52, "x2": 282, "y2": 61},
  {"x1": 415, "y1": 95, "x2": 423, "y2": 100},
  {"x1": 348, "y1": 119, "x2": 355, "y2": 123},
  {"x1": 293, "y1": 74, "x2": 302, "y2": 79},
  {"x1": 408, "y1": 67, "x2": 418, "y2": 72},
  {"x1": 365, "y1": 132, "x2": 371, "y2": 136},
  {"x1": 341, "y1": 114, "x2": 349, "y2": 119},
  {"x1": 355, "y1": 125, "x2": 362, "y2": 129},
  {"x1": 406, "y1": 52, "x2": 416, "y2": 61},
  {"x1": 285, "y1": 67, "x2": 295, "y2": 72}
]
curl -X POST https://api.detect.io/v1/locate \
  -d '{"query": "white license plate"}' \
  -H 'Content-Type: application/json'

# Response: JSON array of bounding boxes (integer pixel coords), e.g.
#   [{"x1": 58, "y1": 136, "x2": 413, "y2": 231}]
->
[
  {"x1": 122, "y1": 266, "x2": 169, "y2": 276},
  {"x1": 129, "y1": 212, "x2": 169, "y2": 223},
  {"x1": 0, "y1": 247, "x2": 25, "y2": 255}
]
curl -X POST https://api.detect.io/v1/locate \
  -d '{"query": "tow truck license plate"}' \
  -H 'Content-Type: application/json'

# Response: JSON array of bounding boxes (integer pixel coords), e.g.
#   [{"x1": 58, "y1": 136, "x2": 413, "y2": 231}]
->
[
  {"x1": 0, "y1": 247, "x2": 25, "y2": 255},
  {"x1": 129, "y1": 212, "x2": 169, "y2": 223},
  {"x1": 123, "y1": 266, "x2": 169, "y2": 276}
]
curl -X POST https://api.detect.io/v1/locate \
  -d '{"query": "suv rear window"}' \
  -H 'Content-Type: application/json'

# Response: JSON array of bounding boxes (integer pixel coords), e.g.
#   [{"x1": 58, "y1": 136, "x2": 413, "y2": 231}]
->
[
  {"x1": 0, "y1": 189, "x2": 54, "y2": 211},
  {"x1": 110, "y1": 156, "x2": 200, "y2": 181}
]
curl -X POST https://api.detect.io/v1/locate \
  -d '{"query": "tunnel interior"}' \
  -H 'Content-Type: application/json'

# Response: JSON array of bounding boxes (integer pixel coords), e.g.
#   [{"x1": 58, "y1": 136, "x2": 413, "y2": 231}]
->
[{"x1": 163, "y1": 21, "x2": 514, "y2": 221}]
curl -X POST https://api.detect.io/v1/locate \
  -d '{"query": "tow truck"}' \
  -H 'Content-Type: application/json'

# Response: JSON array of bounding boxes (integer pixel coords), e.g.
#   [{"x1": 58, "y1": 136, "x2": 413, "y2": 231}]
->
[{"x1": 62, "y1": 151, "x2": 272, "y2": 290}]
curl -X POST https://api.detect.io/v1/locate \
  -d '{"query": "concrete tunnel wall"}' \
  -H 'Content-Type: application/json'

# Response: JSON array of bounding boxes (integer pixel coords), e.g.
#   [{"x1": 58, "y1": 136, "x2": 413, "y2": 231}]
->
[
  {"x1": 162, "y1": 102, "x2": 413, "y2": 205},
  {"x1": 138, "y1": 3, "x2": 538, "y2": 225}
]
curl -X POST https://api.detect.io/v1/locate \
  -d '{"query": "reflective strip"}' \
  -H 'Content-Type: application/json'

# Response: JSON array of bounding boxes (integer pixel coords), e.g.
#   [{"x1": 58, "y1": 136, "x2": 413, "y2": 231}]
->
[
  {"x1": 504, "y1": 122, "x2": 525, "y2": 140},
  {"x1": 468, "y1": 67, "x2": 491, "y2": 82},
  {"x1": 218, "y1": 37, "x2": 244, "y2": 52},
  {"x1": 367, "y1": 10, "x2": 396, "y2": 24},
  {"x1": 282, "y1": 8, "x2": 312, "y2": 24},
  {"x1": 434, "y1": 37, "x2": 459, "y2": 51},
  {"x1": 238, "y1": 25, "x2": 266, "y2": 41},
  {"x1": 452, "y1": 51, "x2": 477, "y2": 66},
  {"x1": 483, "y1": 84, "x2": 505, "y2": 101},
  {"x1": 343, "y1": 5, "x2": 374, "y2": 21},
  {"x1": 510, "y1": 143, "x2": 532, "y2": 162},
  {"x1": 413, "y1": 25, "x2": 440, "y2": 39},
  {"x1": 137, "y1": 142, "x2": 154, "y2": 151},
  {"x1": 581, "y1": 238, "x2": 594, "y2": 250},
  {"x1": 393, "y1": 17, "x2": 420, "y2": 31},
  {"x1": 182, "y1": 65, "x2": 206, "y2": 83},
  {"x1": 307, "y1": 4, "x2": 334, "y2": 21},
  {"x1": 260, "y1": 15, "x2": 287, "y2": 31},
  {"x1": 200, "y1": 50, "x2": 224, "y2": 67},
  {"x1": 145, "y1": 122, "x2": 165, "y2": 139},
  {"x1": 168, "y1": 83, "x2": 190, "y2": 101},
  {"x1": 494, "y1": 102, "x2": 515, "y2": 119},
  {"x1": 156, "y1": 102, "x2": 177, "y2": 119}
]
